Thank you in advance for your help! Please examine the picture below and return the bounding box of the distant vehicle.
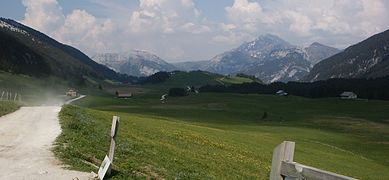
[276,90,288,96]
[66,88,78,97]
[340,91,357,99]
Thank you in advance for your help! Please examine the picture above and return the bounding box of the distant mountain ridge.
[0,17,135,83]
[203,34,340,83]
[305,29,389,81]
[92,50,176,77]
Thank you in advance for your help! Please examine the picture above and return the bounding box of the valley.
[1,3,389,179]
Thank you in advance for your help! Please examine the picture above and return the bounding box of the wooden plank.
[107,116,120,177]
[281,161,358,180]
[111,116,119,138]
[98,155,111,180]
[109,116,120,161]
[269,141,295,180]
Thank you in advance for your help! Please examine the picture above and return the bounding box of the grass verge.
[0,101,20,116]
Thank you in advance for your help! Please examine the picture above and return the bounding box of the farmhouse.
[117,93,132,99]
[276,90,288,96]
[66,88,77,97]
[116,91,132,99]
[340,91,357,99]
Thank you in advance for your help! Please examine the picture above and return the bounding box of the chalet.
[116,92,132,99]
[340,91,357,99]
[276,90,288,96]
[66,88,77,97]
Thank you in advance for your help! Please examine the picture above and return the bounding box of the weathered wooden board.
[107,116,120,176]
[270,141,358,180]
[281,161,358,180]
[269,141,295,180]
[98,155,111,180]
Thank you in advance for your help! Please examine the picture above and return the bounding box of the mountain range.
[94,34,340,83]
[1,16,388,85]
[204,34,340,83]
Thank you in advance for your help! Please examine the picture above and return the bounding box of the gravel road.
[0,102,90,179]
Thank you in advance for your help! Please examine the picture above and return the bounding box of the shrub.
[169,88,188,97]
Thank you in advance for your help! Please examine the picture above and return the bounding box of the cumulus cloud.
[21,0,64,33]
[52,10,116,53]
[128,0,206,34]
[19,0,389,61]
[221,0,389,48]
[21,0,117,55]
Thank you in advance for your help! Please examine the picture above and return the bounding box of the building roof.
[117,93,132,97]
[340,91,356,96]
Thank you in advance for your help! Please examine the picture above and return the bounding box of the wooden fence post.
[107,116,120,176]
[270,141,295,180]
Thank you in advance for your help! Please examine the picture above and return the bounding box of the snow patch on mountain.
[0,20,28,35]
[205,34,339,83]
[140,66,159,76]
[92,50,177,77]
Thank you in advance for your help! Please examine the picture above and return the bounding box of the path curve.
[0,97,90,179]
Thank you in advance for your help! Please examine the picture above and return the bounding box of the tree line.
[199,76,389,100]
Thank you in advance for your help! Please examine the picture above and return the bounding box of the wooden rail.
[270,141,358,180]
[97,116,120,180]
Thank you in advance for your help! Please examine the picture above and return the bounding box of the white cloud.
[222,0,389,48]
[18,0,389,61]
[21,0,117,55]
[225,0,263,32]
[21,0,64,33]
[284,10,313,36]
[128,0,206,34]
[52,10,116,53]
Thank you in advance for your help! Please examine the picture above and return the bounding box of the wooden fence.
[97,116,120,180]
[270,141,358,180]
[0,91,21,101]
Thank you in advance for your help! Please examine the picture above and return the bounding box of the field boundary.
[270,141,358,180]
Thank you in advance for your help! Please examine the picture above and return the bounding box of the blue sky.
[1,0,389,62]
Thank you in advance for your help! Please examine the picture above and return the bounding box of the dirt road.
[0,105,90,179]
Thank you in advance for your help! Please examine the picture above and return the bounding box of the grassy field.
[0,101,20,117]
[54,92,389,179]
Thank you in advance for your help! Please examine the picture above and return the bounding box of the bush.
[169,88,188,97]
[140,71,170,84]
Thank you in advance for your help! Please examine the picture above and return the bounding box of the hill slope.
[305,29,389,81]
[0,18,135,83]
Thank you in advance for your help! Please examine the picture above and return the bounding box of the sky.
[1,0,389,62]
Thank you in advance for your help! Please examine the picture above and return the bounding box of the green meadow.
[54,90,389,179]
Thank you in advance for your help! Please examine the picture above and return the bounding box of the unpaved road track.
[0,106,90,180]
